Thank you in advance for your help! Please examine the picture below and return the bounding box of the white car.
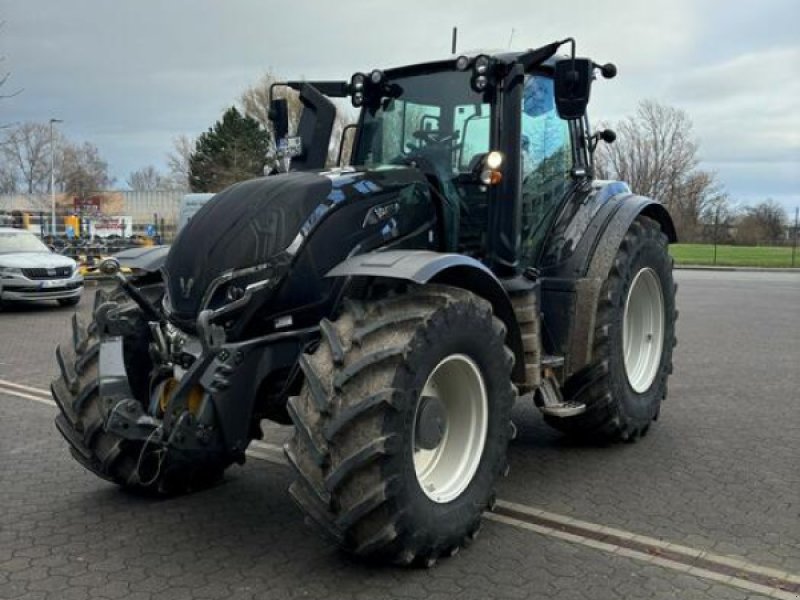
[0,228,83,307]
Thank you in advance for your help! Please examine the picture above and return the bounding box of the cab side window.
[519,76,572,266]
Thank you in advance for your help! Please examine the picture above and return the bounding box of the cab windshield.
[352,70,491,178]
[351,69,492,252]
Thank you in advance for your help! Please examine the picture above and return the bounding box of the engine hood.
[165,172,331,319]
[164,167,428,321]
[0,252,76,269]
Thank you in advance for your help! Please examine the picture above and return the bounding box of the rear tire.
[545,216,677,442]
[286,285,516,565]
[52,289,231,494]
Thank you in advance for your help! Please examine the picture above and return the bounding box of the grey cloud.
[1,0,797,211]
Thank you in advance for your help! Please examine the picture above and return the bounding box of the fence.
[0,190,186,242]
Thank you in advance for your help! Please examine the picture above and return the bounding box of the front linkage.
[55,277,315,493]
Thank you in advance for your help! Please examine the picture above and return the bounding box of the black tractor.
[52,40,677,566]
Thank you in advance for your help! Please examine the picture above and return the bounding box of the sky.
[1,0,798,213]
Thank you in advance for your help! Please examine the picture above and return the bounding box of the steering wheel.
[412,129,455,146]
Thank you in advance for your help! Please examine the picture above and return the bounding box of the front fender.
[326,250,526,384]
[115,245,170,273]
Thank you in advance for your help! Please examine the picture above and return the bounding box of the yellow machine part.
[64,215,80,234]
[158,378,204,416]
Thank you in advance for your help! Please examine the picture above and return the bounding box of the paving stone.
[0,267,796,600]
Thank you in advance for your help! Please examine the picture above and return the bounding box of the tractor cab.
[272,42,614,276]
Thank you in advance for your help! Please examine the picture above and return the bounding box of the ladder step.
[540,401,586,418]
[541,355,564,368]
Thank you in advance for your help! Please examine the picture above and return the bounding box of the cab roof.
[382,47,565,79]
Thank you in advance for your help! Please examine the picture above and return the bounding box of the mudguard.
[539,191,676,378]
[115,245,170,273]
[326,250,526,383]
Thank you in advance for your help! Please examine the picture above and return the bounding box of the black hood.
[165,172,331,319]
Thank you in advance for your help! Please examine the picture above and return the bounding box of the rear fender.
[541,194,676,378]
[326,251,526,383]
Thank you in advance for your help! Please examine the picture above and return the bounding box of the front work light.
[456,55,471,71]
[370,69,384,84]
[351,72,365,91]
[474,55,491,75]
[486,151,503,170]
[473,75,488,91]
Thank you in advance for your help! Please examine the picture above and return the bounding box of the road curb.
[675,265,800,273]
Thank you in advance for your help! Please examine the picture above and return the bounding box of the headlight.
[0,266,22,277]
[486,151,503,170]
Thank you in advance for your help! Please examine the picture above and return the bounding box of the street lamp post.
[49,118,63,236]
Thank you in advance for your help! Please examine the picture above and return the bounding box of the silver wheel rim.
[412,354,488,504]
[623,267,665,393]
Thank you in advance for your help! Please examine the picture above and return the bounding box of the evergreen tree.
[189,107,271,192]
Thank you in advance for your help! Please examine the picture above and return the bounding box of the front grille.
[14,282,81,293]
[22,266,73,280]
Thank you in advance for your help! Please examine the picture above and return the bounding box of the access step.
[535,371,586,418]
[541,354,564,368]
[539,401,587,418]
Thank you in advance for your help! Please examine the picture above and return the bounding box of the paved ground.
[0,271,798,599]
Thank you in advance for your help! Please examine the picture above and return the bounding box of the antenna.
[508,28,515,48]
[451,27,458,54]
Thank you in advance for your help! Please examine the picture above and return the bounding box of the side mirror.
[292,83,336,170]
[268,98,289,141]
[554,58,593,120]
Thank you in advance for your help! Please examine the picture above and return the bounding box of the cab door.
[517,75,574,268]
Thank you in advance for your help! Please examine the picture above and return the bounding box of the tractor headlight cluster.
[350,72,366,107]
[479,151,504,186]
[469,54,494,93]
[350,70,385,108]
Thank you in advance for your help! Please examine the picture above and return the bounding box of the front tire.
[52,289,231,494]
[286,285,516,565]
[545,216,677,442]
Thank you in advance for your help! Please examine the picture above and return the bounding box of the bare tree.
[58,141,113,198]
[0,22,23,103]
[736,199,787,245]
[1,122,62,193]
[240,72,303,141]
[595,100,724,241]
[165,135,193,191]
[0,161,17,193]
[127,165,171,191]
[239,72,355,168]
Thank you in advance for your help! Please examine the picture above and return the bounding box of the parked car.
[0,228,83,308]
